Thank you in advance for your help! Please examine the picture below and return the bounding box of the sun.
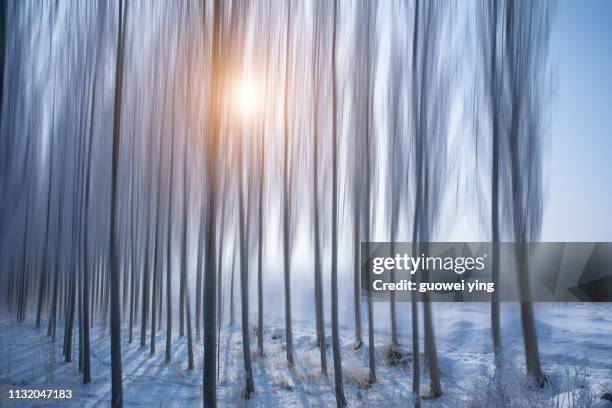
[233,77,260,119]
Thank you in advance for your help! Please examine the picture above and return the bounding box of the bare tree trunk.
[150,70,167,356]
[238,131,254,396]
[256,13,271,355]
[363,2,376,382]
[478,0,503,367]
[48,160,65,342]
[128,124,138,344]
[256,128,264,356]
[410,2,421,405]
[229,255,235,326]
[82,72,96,384]
[282,0,294,367]
[195,201,204,339]
[150,145,162,355]
[504,0,551,386]
[165,85,176,364]
[109,0,127,405]
[140,204,151,348]
[65,267,76,362]
[36,90,55,328]
[0,0,6,132]
[216,178,228,375]
[331,1,346,405]
[517,247,544,383]
[312,95,327,376]
[311,0,327,375]
[413,0,443,398]
[181,117,194,369]
[353,192,362,350]
[203,0,222,404]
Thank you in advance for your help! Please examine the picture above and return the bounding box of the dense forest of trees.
[0,0,555,407]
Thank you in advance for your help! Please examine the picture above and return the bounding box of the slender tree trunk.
[65,258,77,362]
[416,1,442,398]
[140,202,150,348]
[389,239,398,347]
[352,197,362,350]
[312,85,327,376]
[82,73,96,384]
[256,22,270,354]
[238,132,254,396]
[150,73,167,356]
[517,247,544,384]
[48,170,65,341]
[128,127,137,344]
[203,0,222,404]
[179,275,185,337]
[0,0,6,132]
[488,0,502,368]
[364,4,376,382]
[311,1,327,375]
[36,91,56,328]
[229,256,235,326]
[282,0,294,367]
[491,120,501,366]
[181,126,194,369]
[195,201,204,339]
[109,0,127,405]
[150,173,161,355]
[411,2,421,405]
[78,270,83,372]
[505,0,547,385]
[331,1,346,405]
[216,173,228,382]
[165,91,176,364]
[256,130,265,355]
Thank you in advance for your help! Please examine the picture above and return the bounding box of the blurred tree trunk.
[311,0,327,376]
[410,1,421,405]
[229,254,235,326]
[128,120,138,344]
[352,191,362,350]
[109,0,127,405]
[150,68,168,356]
[256,1,272,358]
[82,69,97,384]
[238,130,254,396]
[412,0,446,398]
[165,73,177,364]
[362,0,376,383]
[48,140,66,342]
[216,159,228,381]
[477,0,503,367]
[282,0,294,366]
[195,194,204,340]
[36,92,55,329]
[140,153,151,348]
[505,0,551,386]
[203,0,222,404]
[256,108,265,357]
[331,1,347,405]
[0,0,6,131]
[181,130,194,369]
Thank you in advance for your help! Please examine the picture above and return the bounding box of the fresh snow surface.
[0,303,611,407]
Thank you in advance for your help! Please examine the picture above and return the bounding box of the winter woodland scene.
[0,0,611,406]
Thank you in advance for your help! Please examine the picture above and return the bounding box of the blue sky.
[542,0,612,241]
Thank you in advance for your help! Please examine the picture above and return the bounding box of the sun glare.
[234,78,259,118]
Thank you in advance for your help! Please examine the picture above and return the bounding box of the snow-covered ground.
[0,303,611,407]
